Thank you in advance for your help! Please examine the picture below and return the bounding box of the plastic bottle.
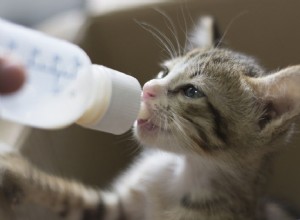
[0,18,142,135]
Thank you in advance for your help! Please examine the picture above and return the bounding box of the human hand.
[0,57,25,94]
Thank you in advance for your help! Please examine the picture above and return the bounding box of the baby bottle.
[0,18,142,135]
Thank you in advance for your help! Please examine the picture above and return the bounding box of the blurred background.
[1,0,300,219]
[0,0,84,26]
[0,0,167,26]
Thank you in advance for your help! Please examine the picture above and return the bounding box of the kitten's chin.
[134,102,177,151]
[133,120,170,147]
[133,121,184,153]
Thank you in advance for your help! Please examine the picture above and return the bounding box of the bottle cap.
[79,65,141,135]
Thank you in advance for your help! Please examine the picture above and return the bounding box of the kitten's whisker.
[123,129,143,156]
[154,8,182,57]
[171,112,196,149]
[171,112,204,152]
[198,12,249,76]
[115,131,135,144]
[169,117,185,148]
[135,20,177,59]
[215,11,248,49]
[192,11,248,78]
[114,132,142,156]
[179,2,193,53]
[150,110,164,143]
[126,141,142,157]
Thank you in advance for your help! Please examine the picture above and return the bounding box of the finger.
[0,58,26,94]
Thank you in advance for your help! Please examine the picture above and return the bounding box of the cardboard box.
[22,1,300,217]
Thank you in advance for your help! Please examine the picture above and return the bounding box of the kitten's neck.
[174,153,267,204]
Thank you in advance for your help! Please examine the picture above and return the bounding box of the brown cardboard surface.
[23,0,300,211]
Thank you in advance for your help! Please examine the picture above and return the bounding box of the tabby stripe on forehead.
[185,51,209,66]
[189,57,231,79]
[206,101,227,144]
[190,62,206,78]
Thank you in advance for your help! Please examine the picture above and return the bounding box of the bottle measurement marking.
[1,39,82,93]
[8,40,17,50]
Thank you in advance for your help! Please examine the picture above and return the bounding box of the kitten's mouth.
[137,119,159,131]
[136,102,161,132]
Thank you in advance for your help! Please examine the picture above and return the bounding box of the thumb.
[0,57,26,94]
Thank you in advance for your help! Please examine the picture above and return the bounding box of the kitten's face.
[133,16,300,157]
[134,48,267,155]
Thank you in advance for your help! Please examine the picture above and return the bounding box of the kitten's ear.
[186,16,220,51]
[250,65,300,133]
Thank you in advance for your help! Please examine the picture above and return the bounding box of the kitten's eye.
[157,66,169,78]
[182,85,205,99]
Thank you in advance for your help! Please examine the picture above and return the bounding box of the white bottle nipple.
[78,65,141,135]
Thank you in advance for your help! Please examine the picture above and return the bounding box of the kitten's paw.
[0,153,28,206]
[1,173,24,206]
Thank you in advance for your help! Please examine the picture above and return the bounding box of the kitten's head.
[134,17,300,156]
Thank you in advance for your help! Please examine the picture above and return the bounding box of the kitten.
[0,16,299,220]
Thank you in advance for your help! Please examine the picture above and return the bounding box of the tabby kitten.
[0,17,299,220]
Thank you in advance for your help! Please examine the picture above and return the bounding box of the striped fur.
[0,17,299,220]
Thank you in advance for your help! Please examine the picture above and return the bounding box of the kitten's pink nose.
[142,80,163,100]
